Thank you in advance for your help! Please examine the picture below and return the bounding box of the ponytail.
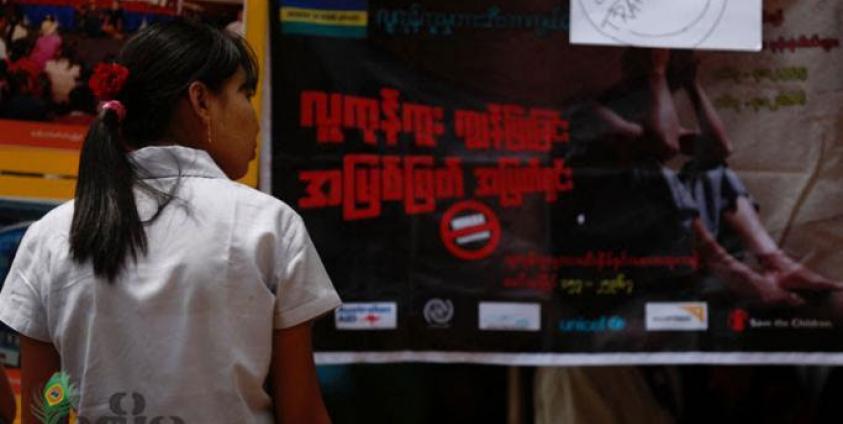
[70,107,146,282]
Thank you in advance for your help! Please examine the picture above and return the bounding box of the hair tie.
[99,100,127,122]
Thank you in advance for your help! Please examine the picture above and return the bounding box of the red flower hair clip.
[89,63,130,100]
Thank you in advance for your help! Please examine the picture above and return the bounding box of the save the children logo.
[34,371,184,424]
[729,308,750,333]
[727,309,833,333]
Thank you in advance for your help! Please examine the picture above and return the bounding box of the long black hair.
[71,20,258,281]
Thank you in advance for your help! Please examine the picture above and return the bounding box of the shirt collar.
[129,145,227,180]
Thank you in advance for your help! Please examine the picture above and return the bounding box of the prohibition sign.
[440,200,501,261]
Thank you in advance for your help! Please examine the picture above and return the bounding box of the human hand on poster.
[694,219,803,307]
[760,250,843,294]
[750,278,806,308]
[698,232,842,308]
[710,254,805,307]
[718,198,843,305]
[663,50,736,161]
[598,48,716,160]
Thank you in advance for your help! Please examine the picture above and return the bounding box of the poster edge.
[315,351,843,366]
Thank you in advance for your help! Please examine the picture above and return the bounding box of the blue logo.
[558,316,626,333]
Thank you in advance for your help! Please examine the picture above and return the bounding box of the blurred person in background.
[44,44,81,105]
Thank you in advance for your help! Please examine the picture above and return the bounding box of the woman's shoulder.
[6,200,74,268]
[25,200,75,242]
[227,181,297,214]
[223,182,306,231]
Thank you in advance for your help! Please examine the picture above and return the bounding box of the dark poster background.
[271,0,843,361]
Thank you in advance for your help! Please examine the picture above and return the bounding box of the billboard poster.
[278,0,841,363]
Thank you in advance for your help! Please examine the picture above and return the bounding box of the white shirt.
[0,146,341,422]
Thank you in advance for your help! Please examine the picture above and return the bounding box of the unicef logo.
[607,316,626,331]
[423,298,454,327]
[558,315,627,332]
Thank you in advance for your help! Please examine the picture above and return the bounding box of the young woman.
[0,20,340,423]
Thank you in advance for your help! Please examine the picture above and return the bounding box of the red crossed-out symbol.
[440,200,501,261]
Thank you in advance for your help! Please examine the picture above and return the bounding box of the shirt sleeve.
[273,213,342,329]
[0,222,51,342]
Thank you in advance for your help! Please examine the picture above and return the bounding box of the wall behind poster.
[271,0,843,363]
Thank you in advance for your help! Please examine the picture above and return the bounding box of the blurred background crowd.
[0,0,243,124]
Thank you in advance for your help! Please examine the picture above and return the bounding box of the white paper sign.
[570,0,762,51]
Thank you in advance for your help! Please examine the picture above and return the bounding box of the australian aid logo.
[335,302,398,330]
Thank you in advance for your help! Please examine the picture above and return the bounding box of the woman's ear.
[187,81,212,125]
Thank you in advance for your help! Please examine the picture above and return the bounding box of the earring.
[206,118,213,145]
